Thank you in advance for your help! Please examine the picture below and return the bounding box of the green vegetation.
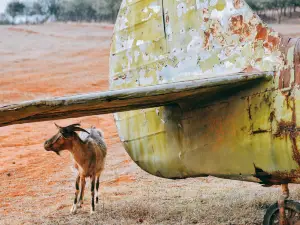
[247,0,300,23]
[6,1,25,19]
[2,0,300,24]
[4,0,122,23]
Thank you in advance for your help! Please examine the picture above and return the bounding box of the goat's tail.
[91,126,104,138]
[98,130,104,138]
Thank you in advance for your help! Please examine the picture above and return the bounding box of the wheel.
[263,200,300,225]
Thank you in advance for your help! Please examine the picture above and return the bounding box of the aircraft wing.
[0,71,271,127]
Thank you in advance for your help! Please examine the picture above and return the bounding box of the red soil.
[0,23,135,223]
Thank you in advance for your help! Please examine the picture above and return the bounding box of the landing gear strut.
[263,184,300,225]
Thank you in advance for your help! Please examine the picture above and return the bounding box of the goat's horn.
[72,127,90,134]
[67,123,81,128]
[54,123,61,129]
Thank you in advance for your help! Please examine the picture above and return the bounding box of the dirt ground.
[1,23,300,225]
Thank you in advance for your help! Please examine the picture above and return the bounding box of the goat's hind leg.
[96,175,100,204]
[70,175,80,214]
[90,176,96,215]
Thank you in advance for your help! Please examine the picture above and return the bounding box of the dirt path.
[1,23,300,225]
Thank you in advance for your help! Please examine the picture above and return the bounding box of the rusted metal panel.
[110,0,300,184]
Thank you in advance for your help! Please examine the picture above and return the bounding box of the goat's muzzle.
[44,140,60,155]
[44,140,52,151]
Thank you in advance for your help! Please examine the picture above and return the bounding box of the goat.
[44,123,107,214]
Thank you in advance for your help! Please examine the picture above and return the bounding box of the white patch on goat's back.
[79,131,89,142]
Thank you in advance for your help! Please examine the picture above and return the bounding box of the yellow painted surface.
[110,0,300,183]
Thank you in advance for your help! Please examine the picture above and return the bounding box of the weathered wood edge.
[0,72,273,127]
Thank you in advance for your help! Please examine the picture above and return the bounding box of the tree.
[71,0,97,21]
[57,0,96,21]
[247,0,262,11]
[6,1,25,19]
[245,0,300,23]
[31,2,44,15]
[94,0,122,22]
[39,0,60,16]
[48,0,60,16]
[289,0,300,12]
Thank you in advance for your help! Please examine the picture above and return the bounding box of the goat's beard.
[50,148,61,156]
[44,147,61,156]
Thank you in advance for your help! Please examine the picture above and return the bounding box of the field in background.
[1,23,300,225]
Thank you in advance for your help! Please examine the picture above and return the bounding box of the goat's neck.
[69,136,89,167]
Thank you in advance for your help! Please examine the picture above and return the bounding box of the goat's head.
[44,123,90,155]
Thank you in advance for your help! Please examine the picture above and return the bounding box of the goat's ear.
[72,127,90,134]
[54,123,61,129]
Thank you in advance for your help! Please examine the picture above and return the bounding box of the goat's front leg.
[78,176,86,208]
[70,175,80,214]
[90,176,96,215]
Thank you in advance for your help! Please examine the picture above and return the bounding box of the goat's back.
[79,127,107,155]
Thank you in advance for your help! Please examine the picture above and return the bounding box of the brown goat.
[44,123,107,214]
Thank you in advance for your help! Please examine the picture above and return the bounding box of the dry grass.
[1,23,300,225]
[2,141,300,225]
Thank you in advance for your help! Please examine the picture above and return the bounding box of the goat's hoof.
[70,204,77,214]
[90,209,95,215]
[77,203,82,208]
[96,197,99,204]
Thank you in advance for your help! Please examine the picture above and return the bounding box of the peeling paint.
[109,0,300,183]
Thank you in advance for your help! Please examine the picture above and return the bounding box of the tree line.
[3,0,300,24]
[246,0,300,23]
[4,0,122,23]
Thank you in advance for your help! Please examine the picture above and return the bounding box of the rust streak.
[233,0,243,9]
[230,15,244,35]
[269,111,275,123]
[254,164,290,185]
[255,24,268,41]
[229,15,251,42]
[279,69,291,89]
[203,31,210,49]
[246,97,252,120]
[274,122,300,167]
[252,129,268,135]
[295,38,300,84]
[263,35,280,51]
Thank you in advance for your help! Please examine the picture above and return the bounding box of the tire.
[263,200,300,225]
